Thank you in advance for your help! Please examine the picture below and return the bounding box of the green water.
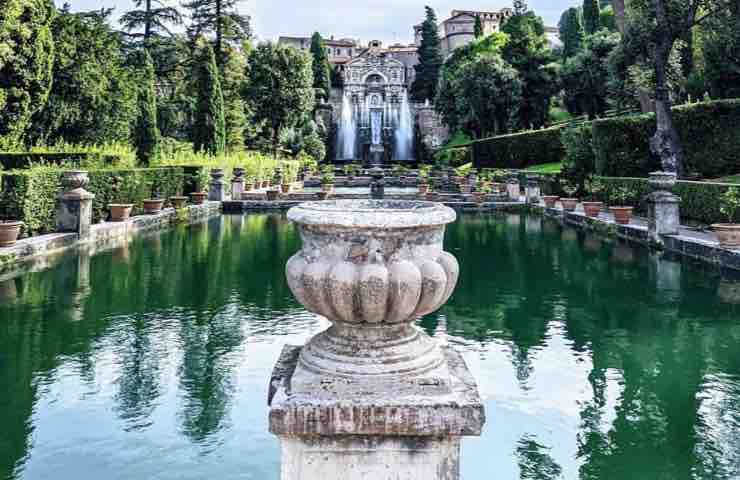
[1,213,739,480]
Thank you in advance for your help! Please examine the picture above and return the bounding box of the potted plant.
[170,196,188,209]
[560,182,579,212]
[320,165,335,192]
[418,165,432,195]
[542,195,560,208]
[266,189,280,201]
[316,190,332,200]
[143,197,165,214]
[472,183,492,204]
[108,203,134,222]
[190,191,207,205]
[582,177,604,218]
[713,186,740,248]
[244,175,255,192]
[609,185,635,225]
[0,220,23,247]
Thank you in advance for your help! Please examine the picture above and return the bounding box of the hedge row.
[472,127,564,170]
[0,152,133,170]
[0,167,189,235]
[591,99,740,178]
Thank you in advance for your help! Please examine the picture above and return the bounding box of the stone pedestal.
[370,167,385,199]
[270,200,484,480]
[209,168,228,201]
[56,171,95,238]
[507,177,521,202]
[525,174,540,204]
[647,171,680,245]
[232,168,245,200]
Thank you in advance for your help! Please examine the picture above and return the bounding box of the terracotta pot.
[583,202,604,218]
[190,192,207,205]
[266,189,280,201]
[472,193,487,204]
[425,192,438,202]
[244,182,254,192]
[170,196,188,209]
[610,206,633,225]
[543,196,559,208]
[262,180,269,189]
[143,199,165,215]
[459,184,472,194]
[316,191,331,201]
[0,221,23,247]
[561,198,579,212]
[712,224,740,248]
[281,183,291,194]
[109,204,134,222]
[321,183,334,193]
[418,184,430,195]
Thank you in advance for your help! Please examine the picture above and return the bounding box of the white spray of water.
[336,94,356,160]
[394,92,414,161]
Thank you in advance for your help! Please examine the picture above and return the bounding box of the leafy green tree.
[192,42,226,155]
[703,2,740,99]
[502,12,561,130]
[583,0,601,34]
[474,15,484,38]
[133,50,160,165]
[600,5,618,32]
[221,45,248,151]
[182,0,250,67]
[121,0,182,47]
[559,8,585,59]
[0,0,55,149]
[411,6,443,102]
[30,7,138,146]
[309,32,331,101]
[244,42,314,157]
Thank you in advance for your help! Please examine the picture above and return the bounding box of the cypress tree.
[411,6,443,102]
[222,46,248,151]
[134,50,160,165]
[309,32,331,101]
[474,15,484,38]
[583,0,601,35]
[559,7,585,59]
[192,42,226,155]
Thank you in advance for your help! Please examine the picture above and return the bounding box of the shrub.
[592,99,740,178]
[561,125,595,192]
[472,126,565,170]
[0,143,137,170]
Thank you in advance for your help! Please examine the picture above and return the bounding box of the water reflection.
[0,213,739,480]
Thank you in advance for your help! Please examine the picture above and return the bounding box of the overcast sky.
[60,0,578,45]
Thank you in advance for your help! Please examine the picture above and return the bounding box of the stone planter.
[142,199,165,215]
[583,201,603,218]
[170,196,188,209]
[561,198,579,212]
[543,196,559,208]
[272,200,483,479]
[190,192,207,205]
[712,224,740,248]
[321,183,334,193]
[281,183,291,194]
[316,191,331,201]
[108,204,134,222]
[0,221,23,247]
[610,206,634,225]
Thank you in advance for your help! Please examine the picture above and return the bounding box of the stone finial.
[209,168,227,201]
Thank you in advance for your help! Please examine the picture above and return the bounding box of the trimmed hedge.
[592,99,740,178]
[0,167,186,235]
[472,127,565,170]
[0,152,133,170]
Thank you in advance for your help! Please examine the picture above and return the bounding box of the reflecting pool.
[1,213,739,480]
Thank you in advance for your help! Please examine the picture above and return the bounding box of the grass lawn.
[711,174,740,184]
[524,162,562,174]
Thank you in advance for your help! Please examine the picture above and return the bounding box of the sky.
[60,0,578,45]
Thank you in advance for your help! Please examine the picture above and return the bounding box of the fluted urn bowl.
[286,200,459,380]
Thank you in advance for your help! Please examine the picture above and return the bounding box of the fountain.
[394,92,414,161]
[336,94,356,161]
[269,200,484,480]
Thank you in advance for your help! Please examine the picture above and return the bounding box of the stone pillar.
[270,200,484,480]
[56,170,95,238]
[647,171,680,245]
[231,167,245,201]
[370,166,385,199]
[507,176,521,202]
[208,168,227,201]
[525,174,541,204]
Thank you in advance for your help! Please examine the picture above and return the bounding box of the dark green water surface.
[1,213,739,480]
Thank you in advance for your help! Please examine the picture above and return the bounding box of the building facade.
[414,8,515,57]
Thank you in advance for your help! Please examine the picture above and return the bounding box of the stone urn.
[712,224,740,249]
[270,200,484,480]
[61,170,90,191]
[0,221,23,247]
[170,196,188,209]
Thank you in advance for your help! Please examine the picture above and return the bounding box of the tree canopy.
[411,6,443,102]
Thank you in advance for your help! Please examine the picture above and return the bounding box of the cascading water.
[336,94,356,160]
[394,92,414,161]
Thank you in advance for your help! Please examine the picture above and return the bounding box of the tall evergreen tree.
[583,0,601,34]
[221,45,247,151]
[121,0,182,47]
[474,15,484,38]
[559,7,585,59]
[134,50,160,165]
[192,42,226,155]
[181,0,250,67]
[0,0,55,149]
[411,6,443,102]
[309,32,331,101]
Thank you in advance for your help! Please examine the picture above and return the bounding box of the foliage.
[561,124,595,192]
[221,46,248,152]
[472,127,565,170]
[309,33,331,101]
[280,118,326,162]
[411,6,443,102]
[0,0,55,149]
[182,0,250,67]
[719,187,740,223]
[192,42,226,155]
[121,0,182,46]
[702,3,740,99]
[474,15,484,38]
[133,50,161,165]
[433,131,473,167]
[583,0,601,35]
[559,7,585,59]
[320,164,335,184]
[524,162,563,174]
[244,42,315,157]
[0,143,137,169]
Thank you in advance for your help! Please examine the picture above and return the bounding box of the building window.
[336,48,341,55]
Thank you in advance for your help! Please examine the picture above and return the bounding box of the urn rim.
[287,200,456,229]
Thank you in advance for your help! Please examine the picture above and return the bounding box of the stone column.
[647,171,680,245]
[270,200,484,480]
[370,166,385,199]
[507,176,521,202]
[56,170,95,238]
[231,167,245,200]
[525,174,541,204]
[208,168,227,201]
